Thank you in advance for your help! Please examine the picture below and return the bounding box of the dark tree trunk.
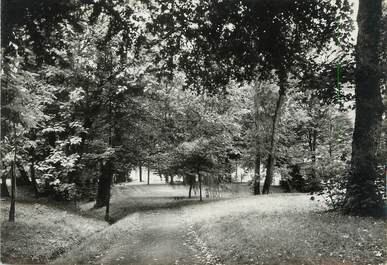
[328,122,333,158]
[253,83,262,195]
[198,171,202,201]
[147,165,150,185]
[170,175,174,185]
[235,162,239,182]
[262,72,287,194]
[286,180,293,193]
[104,161,113,222]
[139,165,143,182]
[1,172,9,197]
[95,161,112,208]
[9,163,16,222]
[253,152,261,195]
[344,0,384,216]
[188,183,193,198]
[165,174,169,183]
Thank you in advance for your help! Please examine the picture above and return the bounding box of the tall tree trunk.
[103,94,115,222]
[198,172,202,201]
[262,72,287,194]
[170,175,174,185]
[188,183,193,198]
[9,123,17,222]
[253,82,262,195]
[104,160,113,222]
[328,121,333,158]
[253,152,261,195]
[147,164,150,185]
[235,162,239,182]
[9,163,16,222]
[286,179,293,193]
[139,165,142,182]
[95,161,111,208]
[158,168,163,181]
[344,0,384,216]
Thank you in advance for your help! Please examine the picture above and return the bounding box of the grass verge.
[194,206,386,265]
[1,199,108,264]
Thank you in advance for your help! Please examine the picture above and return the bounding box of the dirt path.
[99,209,202,265]
[54,206,225,265]
[54,195,321,265]
[6,191,384,265]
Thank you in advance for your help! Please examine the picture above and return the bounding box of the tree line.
[1,0,385,221]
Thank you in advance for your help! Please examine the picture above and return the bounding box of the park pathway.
[54,205,224,265]
[54,194,319,265]
[97,208,222,265]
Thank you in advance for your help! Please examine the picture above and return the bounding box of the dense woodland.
[1,0,385,224]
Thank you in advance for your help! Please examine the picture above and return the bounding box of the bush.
[302,159,384,210]
[316,159,348,209]
[50,180,77,201]
[279,180,291,192]
[278,165,305,192]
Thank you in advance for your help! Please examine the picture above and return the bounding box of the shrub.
[50,180,77,201]
[278,165,305,192]
[316,159,348,209]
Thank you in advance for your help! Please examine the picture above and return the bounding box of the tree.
[343,0,384,216]
[1,0,95,221]
[175,139,217,201]
[239,80,277,195]
[152,0,350,194]
[261,73,288,194]
[1,53,56,221]
[276,88,353,194]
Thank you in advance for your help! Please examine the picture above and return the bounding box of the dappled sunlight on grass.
[1,188,384,265]
[193,199,385,265]
[0,200,107,264]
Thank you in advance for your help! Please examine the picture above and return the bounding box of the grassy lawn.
[77,183,283,222]
[193,200,386,265]
[1,185,385,265]
[0,199,107,264]
[78,183,210,222]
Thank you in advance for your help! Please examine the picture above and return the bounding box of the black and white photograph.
[0,0,386,264]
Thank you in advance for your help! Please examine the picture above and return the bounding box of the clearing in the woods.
[1,184,385,265]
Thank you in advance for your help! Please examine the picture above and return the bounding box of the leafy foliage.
[3,0,379,219]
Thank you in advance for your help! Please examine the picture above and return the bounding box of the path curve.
[54,195,320,265]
